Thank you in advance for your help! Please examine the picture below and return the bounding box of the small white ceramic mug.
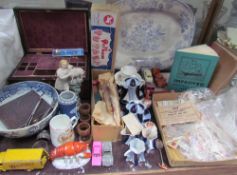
[49,114,78,147]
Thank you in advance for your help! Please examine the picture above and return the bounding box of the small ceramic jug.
[58,90,78,119]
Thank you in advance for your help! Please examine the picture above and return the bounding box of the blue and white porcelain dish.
[115,0,196,69]
[0,81,58,138]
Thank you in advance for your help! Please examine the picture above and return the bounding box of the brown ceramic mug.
[76,121,91,137]
[79,103,91,116]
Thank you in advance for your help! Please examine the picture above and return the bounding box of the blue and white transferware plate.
[0,81,58,138]
[115,0,195,69]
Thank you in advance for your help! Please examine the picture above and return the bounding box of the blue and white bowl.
[0,81,58,138]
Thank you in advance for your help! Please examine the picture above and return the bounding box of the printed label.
[91,10,117,69]
[157,101,200,126]
[92,29,112,67]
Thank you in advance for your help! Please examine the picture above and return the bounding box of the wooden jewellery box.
[8,8,91,100]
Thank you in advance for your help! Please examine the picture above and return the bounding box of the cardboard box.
[152,92,237,167]
[209,42,237,94]
[91,4,119,70]
[8,8,91,100]
[91,70,123,141]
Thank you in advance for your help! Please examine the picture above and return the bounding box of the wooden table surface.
[1,135,237,175]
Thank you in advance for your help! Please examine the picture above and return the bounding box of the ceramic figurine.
[69,67,85,96]
[123,77,145,101]
[124,138,146,166]
[55,60,73,91]
[125,100,151,123]
[55,59,85,95]
[115,65,145,103]
[115,65,139,86]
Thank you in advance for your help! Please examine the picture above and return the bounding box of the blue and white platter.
[115,0,196,69]
[0,81,58,138]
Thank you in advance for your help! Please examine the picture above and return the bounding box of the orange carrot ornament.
[50,141,91,160]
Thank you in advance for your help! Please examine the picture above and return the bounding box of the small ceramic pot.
[79,103,91,116]
[76,121,91,137]
[58,90,78,119]
[79,114,91,123]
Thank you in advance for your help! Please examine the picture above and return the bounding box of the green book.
[168,45,219,92]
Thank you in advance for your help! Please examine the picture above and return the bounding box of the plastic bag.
[178,88,215,104]
[166,119,237,161]
[213,86,237,141]
[165,87,237,161]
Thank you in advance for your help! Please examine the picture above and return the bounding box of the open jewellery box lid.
[14,8,90,54]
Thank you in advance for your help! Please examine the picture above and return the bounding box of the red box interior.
[12,54,87,79]
[17,9,88,52]
[9,9,90,83]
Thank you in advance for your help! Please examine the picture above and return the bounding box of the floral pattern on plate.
[115,0,195,69]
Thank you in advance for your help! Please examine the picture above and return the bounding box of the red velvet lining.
[18,10,88,52]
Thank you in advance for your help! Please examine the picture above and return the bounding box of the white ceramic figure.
[142,121,158,153]
[70,68,85,85]
[55,60,73,91]
[115,65,142,86]
[115,65,145,102]
[69,67,85,95]
[125,100,151,123]
[55,60,85,95]
[124,138,146,165]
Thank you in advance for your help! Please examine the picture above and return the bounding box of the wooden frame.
[198,0,225,44]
